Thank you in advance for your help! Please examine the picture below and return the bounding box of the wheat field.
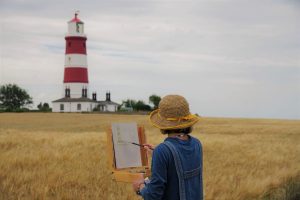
[0,113,299,200]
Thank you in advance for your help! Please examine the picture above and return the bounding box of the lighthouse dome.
[68,14,83,23]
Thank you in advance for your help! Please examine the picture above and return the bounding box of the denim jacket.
[140,135,203,200]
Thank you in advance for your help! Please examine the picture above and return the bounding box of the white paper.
[112,123,142,169]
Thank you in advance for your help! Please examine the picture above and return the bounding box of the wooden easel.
[106,125,151,182]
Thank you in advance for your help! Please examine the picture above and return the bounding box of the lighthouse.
[64,12,89,98]
[52,13,119,112]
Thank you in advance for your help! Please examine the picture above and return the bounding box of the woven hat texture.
[149,95,199,130]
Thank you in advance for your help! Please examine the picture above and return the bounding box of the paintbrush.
[118,139,154,150]
[131,142,154,150]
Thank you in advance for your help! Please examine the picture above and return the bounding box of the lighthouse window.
[77,104,81,111]
[60,104,64,111]
[76,23,80,33]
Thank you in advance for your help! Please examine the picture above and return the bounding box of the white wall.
[52,102,118,112]
[52,102,97,112]
[106,104,118,112]
[52,103,61,112]
[65,54,87,67]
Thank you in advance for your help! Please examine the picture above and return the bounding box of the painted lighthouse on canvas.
[52,12,119,112]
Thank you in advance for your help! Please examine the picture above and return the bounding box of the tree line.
[120,94,161,112]
[0,84,50,112]
[0,84,161,112]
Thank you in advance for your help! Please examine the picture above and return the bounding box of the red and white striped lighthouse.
[52,13,120,112]
[64,12,89,98]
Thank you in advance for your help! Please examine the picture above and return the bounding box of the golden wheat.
[0,113,299,200]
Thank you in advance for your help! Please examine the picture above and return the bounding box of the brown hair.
[160,127,193,135]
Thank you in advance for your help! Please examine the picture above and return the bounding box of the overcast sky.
[0,0,299,119]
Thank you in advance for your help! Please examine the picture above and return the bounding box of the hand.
[143,143,155,152]
[132,178,145,192]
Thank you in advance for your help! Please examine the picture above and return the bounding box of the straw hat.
[149,95,200,130]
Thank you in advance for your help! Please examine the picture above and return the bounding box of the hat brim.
[149,109,200,130]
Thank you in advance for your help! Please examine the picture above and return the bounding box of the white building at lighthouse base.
[52,97,97,112]
[52,93,119,113]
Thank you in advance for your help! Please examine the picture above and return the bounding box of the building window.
[60,104,64,111]
[77,104,81,111]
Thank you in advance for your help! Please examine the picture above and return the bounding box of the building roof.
[52,98,120,106]
[52,97,96,103]
[97,100,120,106]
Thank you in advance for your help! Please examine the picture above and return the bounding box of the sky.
[0,0,299,119]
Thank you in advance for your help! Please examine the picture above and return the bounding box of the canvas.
[111,123,142,169]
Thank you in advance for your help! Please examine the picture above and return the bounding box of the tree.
[120,99,152,111]
[135,100,151,111]
[122,99,136,109]
[37,102,42,110]
[37,102,51,112]
[0,84,33,111]
[149,94,161,109]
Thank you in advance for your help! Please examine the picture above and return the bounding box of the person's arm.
[139,145,168,200]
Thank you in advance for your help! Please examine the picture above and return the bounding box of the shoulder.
[190,135,202,145]
[152,142,172,161]
[153,142,171,155]
[189,136,203,152]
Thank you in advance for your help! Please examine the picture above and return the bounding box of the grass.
[0,113,299,200]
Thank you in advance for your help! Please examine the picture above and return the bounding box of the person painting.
[132,95,203,200]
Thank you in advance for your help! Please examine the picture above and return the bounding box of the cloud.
[0,0,299,119]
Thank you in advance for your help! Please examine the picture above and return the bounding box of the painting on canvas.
[111,123,142,169]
